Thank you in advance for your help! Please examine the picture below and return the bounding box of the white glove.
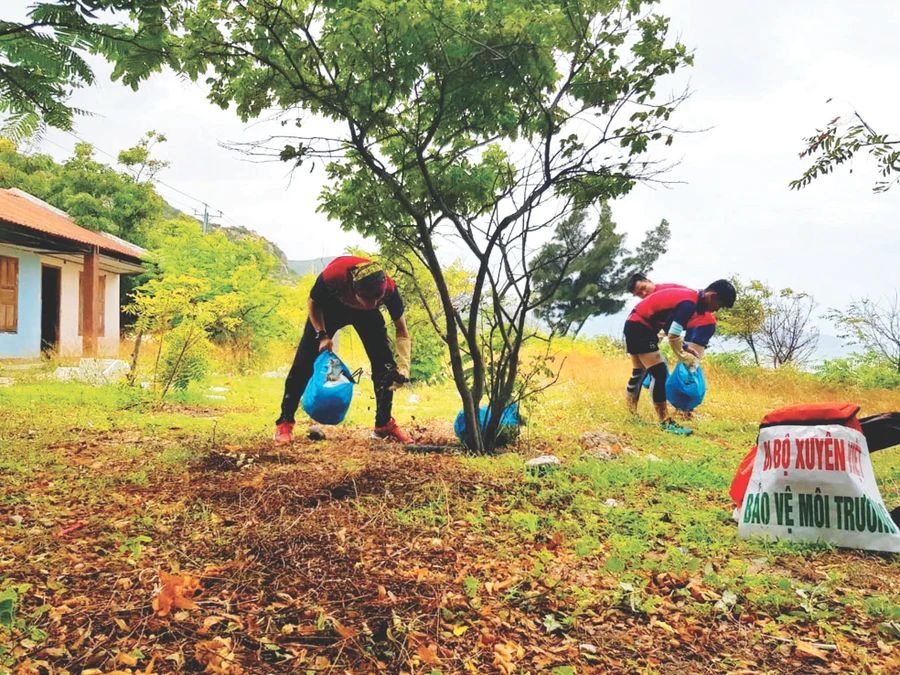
[390,335,411,391]
[668,335,698,369]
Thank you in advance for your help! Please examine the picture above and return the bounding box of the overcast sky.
[16,0,900,336]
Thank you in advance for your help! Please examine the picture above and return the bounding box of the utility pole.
[193,203,221,233]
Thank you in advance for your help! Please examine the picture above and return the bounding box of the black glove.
[384,366,410,389]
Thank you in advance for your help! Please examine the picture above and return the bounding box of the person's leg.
[352,310,399,429]
[640,356,669,423]
[626,354,647,414]
[276,304,350,427]
[276,319,319,426]
[638,352,692,435]
[624,321,659,415]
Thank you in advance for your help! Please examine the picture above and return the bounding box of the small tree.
[140,217,295,372]
[791,108,900,193]
[718,280,819,368]
[126,275,216,397]
[118,130,170,182]
[531,203,670,337]
[829,293,900,373]
[759,288,820,368]
[104,0,694,451]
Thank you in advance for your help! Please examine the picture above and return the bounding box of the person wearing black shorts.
[623,280,736,434]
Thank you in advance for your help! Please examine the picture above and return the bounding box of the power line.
[56,128,246,230]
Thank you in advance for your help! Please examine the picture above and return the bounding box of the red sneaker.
[273,422,295,445]
[372,418,412,444]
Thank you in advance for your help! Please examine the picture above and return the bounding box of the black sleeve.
[309,274,329,304]
[384,287,405,322]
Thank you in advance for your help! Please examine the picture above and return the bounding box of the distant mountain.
[161,202,182,221]
[209,222,289,265]
[288,257,336,277]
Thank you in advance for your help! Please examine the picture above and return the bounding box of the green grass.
[2,346,900,672]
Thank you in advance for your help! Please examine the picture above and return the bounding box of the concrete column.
[82,245,100,357]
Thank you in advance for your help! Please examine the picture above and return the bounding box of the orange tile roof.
[0,188,145,261]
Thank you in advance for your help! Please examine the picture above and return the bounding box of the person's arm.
[667,300,700,365]
[308,275,334,352]
[307,297,333,353]
[392,315,411,389]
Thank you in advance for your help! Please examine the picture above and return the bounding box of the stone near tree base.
[525,455,561,477]
[308,426,327,441]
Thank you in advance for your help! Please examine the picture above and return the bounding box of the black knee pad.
[626,367,645,399]
[647,362,668,404]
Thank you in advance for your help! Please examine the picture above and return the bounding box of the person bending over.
[623,280,736,433]
[274,256,412,445]
[626,273,718,359]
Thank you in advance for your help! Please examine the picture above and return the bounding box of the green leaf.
[542,613,563,633]
[0,589,18,628]
[605,557,626,573]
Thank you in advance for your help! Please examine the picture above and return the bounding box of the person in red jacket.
[623,280,736,433]
[626,273,718,358]
[273,256,412,445]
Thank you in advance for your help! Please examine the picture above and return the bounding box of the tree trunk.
[748,336,760,367]
[127,330,144,386]
[414,224,485,453]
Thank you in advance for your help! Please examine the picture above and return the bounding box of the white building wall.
[58,260,80,356]
[48,256,121,358]
[100,273,120,357]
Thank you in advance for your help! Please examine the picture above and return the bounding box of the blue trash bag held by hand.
[454,403,521,449]
[666,362,706,412]
[302,351,356,425]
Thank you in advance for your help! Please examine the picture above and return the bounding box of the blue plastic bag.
[454,403,521,449]
[666,362,706,412]
[301,351,356,425]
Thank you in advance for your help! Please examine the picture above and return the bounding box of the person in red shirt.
[273,256,412,445]
[626,273,717,357]
[623,280,736,433]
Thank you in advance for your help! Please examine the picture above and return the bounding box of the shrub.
[816,352,900,390]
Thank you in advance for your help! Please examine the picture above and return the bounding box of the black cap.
[705,279,737,308]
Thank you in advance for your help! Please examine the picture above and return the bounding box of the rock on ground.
[579,431,636,460]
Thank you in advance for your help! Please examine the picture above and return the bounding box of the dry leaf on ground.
[795,639,828,661]
[153,570,201,617]
[195,636,243,674]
